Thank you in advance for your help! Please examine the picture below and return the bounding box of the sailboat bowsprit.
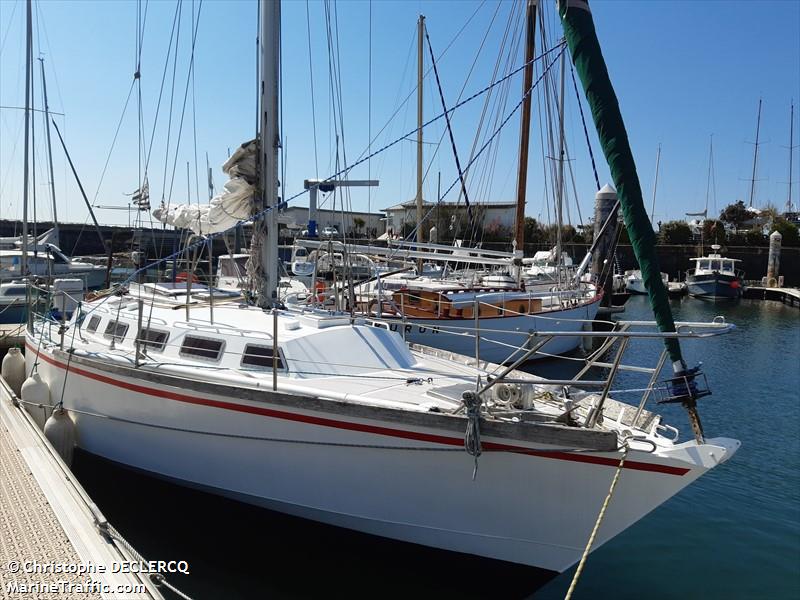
[20,0,740,581]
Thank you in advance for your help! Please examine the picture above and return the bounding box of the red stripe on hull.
[26,341,690,476]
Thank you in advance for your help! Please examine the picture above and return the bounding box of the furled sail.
[153,140,257,236]
[558,0,683,368]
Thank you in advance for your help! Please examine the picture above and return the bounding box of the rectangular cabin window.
[103,320,129,342]
[180,336,224,361]
[710,260,721,271]
[86,315,101,333]
[723,261,734,272]
[4,286,26,296]
[699,260,710,270]
[137,328,169,352]
[241,344,284,370]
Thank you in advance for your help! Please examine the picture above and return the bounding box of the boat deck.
[0,376,163,599]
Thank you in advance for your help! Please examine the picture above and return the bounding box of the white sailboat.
[21,0,739,581]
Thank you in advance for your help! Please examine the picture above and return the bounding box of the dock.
[0,376,166,599]
[743,286,800,308]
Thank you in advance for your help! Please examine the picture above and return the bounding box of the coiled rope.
[461,391,483,480]
[564,441,630,600]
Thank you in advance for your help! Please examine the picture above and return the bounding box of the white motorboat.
[0,246,106,289]
[624,269,668,295]
[522,248,574,284]
[686,246,744,299]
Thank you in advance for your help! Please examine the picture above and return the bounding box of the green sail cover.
[559,0,682,365]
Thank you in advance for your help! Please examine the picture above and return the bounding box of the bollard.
[766,230,782,288]
[591,185,617,301]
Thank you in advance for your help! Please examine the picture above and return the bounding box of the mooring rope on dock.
[564,442,630,600]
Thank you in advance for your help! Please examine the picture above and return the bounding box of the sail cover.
[558,0,683,366]
[153,140,257,236]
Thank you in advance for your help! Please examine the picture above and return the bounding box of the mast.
[21,0,32,273]
[416,15,425,245]
[788,100,795,212]
[748,97,762,207]
[514,0,538,251]
[39,58,59,245]
[650,144,661,223]
[256,0,281,306]
[555,48,566,288]
[558,0,683,372]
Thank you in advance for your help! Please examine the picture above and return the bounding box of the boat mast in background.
[787,100,796,212]
[416,15,426,247]
[514,0,538,254]
[555,48,566,289]
[255,0,281,306]
[22,0,32,274]
[748,97,763,207]
[39,58,60,246]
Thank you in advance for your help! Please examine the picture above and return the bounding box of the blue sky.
[1,0,798,230]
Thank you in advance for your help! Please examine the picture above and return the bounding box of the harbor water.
[69,296,799,599]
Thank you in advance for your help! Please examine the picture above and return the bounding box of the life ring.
[175,272,199,284]
[312,281,326,304]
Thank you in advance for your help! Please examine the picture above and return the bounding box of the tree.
[772,217,800,247]
[745,228,765,246]
[759,203,780,230]
[659,220,692,244]
[352,217,365,237]
[719,201,750,231]
[701,219,726,244]
[523,217,545,245]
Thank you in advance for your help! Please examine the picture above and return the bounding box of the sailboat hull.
[24,338,735,574]
[367,294,601,364]
[686,274,743,299]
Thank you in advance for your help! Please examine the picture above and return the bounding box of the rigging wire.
[143,0,182,177]
[160,0,184,208]
[354,0,489,172]
[79,42,567,306]
[191,0,200,210]
[424,28,473,226]
[570,62,600,191]
[424,0,506,210]
[164,0,204,214]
